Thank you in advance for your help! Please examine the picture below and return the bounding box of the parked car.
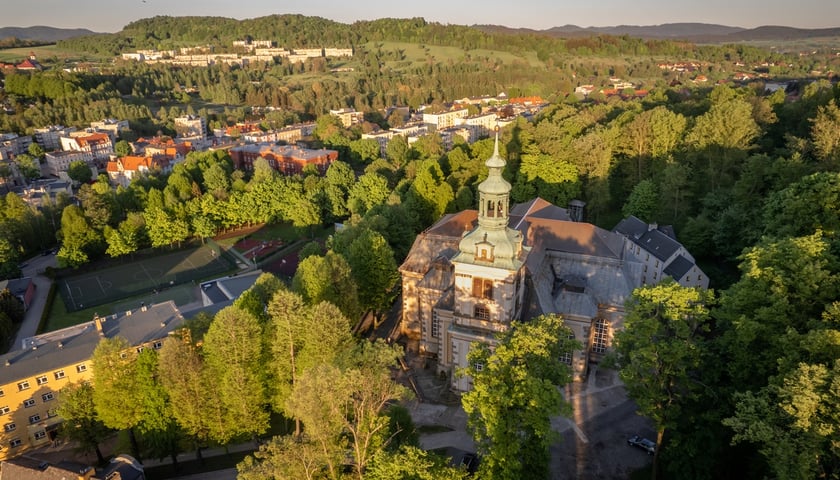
[628,435,656,455]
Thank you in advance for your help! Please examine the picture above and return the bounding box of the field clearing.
[366,41,542,66]
[0,44,103,63]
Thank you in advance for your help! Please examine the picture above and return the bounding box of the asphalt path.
[550,398,655,479]
[12,252,58,350]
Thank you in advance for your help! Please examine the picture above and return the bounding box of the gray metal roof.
[0,302,184,386]
[613,216,683,261]
[612,215,648,239]
[637,229,681,262]
[664,255,695,280]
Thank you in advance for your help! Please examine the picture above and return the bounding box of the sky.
[4,0,840,33]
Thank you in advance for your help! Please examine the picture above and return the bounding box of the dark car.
[628,435,656,455]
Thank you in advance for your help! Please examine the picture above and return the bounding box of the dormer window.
[474,235,495,262]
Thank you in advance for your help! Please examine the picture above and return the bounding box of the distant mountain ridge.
[5,20,840,46]
[475,22,840,42]
[0,26,98,43]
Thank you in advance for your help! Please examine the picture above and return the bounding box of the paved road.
[12,252,57,350]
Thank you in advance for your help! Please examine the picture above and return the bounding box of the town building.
[90,119,130,141]
[0,278,35,312]
[329,108,365,128]
[59,133,113,167]
[399,133,706,391]
[19,179,73,209]
[0,302,185,458]
[423,108,469,130]
[33,126,76,152]
[44,150,94,178]
[240,123,315,145]
[0,133,32,160]
[229,144,338,175]
[105,156,162,188]
[174,115,207,140]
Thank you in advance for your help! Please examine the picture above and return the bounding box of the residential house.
[105,156,160,187]
[613,216,708,289]
[0,302,184,458]
[15,54,42,71]
[19,179,72,208]
[0,134,32,160]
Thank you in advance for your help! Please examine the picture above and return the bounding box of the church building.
[399,132,707,391]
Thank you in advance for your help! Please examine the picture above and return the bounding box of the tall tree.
[57,204,102,268]
[157,330,218,461]
[343,228,399,314]
[366,445,468,480]
[286,340,409,480]
[461,314,578,480]
[613,280,715,480]
[91,336,144,460]
[292,251,360,320]
[67,160,93,185]
[56,381,113,464]
[202,306,269,443]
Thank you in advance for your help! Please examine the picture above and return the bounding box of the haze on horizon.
[4,0,839,33]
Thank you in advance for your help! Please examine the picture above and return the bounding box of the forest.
[0,14,838,479]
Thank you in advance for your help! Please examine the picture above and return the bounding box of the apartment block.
[0,302,184,458]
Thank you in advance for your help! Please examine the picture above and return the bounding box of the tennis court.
[58,246,234,312]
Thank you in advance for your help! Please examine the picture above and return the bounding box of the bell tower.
[446,128,530,390]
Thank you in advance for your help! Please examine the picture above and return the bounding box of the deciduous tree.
[613,280,715,480]
[461,314,577,480]
[56,382,112,464]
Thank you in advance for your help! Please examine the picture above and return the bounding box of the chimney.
[568,199,586,223]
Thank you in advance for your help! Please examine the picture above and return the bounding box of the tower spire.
[455,124,523,267]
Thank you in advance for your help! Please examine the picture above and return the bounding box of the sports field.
[58,246,234,312]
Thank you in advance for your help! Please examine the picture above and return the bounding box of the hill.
[0,26,97,43]
[476,22,840,42]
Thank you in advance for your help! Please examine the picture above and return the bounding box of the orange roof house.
[106,156,160,187]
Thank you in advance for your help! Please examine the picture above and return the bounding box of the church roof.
[510,197,571,224]
[520,216,624,259]
[400,211,475,275]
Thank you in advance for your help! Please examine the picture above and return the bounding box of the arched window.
[592,318,610,354]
